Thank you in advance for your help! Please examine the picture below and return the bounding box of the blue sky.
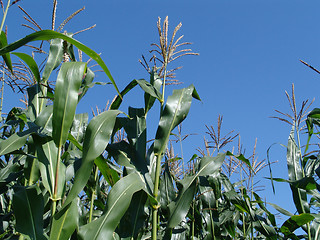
[4,0,320,224]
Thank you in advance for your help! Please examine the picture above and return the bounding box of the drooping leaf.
[78,68,95,101]
[12,186,46,240]
[12,52,40,83]
[110,79,161,110]
[268,203,293,217]
[271,177,317,191]
[67,132,120,187]
[42,38,64,83]
[0,30,121,96]
[64,110,120,206]
[52,62,86,148]
[78,172,144,240]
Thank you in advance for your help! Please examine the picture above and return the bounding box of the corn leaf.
[12,52,40,83]
[0,31,12,72]
[78,172,144,240]
[154,84,198,156]
[12,186,46,240]
[64,110,120,206]
[52,62,86,148]
[0,30,120,97]
[50,198,79,240]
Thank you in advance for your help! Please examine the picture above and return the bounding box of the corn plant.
[0,2,290,240]
[269,84,320,240]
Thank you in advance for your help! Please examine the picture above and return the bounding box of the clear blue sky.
[4,0,320,224]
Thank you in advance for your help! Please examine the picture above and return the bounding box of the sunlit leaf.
[52,62,86,148]
[78,172,144,240]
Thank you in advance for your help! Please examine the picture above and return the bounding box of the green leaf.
[287,126,309,214]
[0,30,121,97]
[64,110,120,206]
[35,105,53,134]
[110,79,161,110]
[27,84,42,121]
[159,162,176,211]
[12,52,40,83]
[0,31,12,72]
[0,160,21,186]
[35,138,65,199]
[24,137,40,185]
[117,190,148,239]
[78,172,144,240]
[271,177,317,191]
[280,213,314,237]
[154,85,197,156]
[253,192,276,226]
[144,70,162,114]
[0,126,38,156]
[94,156,119,187]
[42,38,64,82]
[12,186,46,240]
[78,68,95,101]
[67,132,120,187]
[167,154,225,229]
[52,62,86,148]
[50,198,79,240]
[268,203,293,217]
[70,113,88,146]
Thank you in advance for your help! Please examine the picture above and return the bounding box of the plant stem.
[89,166,99,223]
[191,201,195,240]
[0,68,5,122]
[0,0,10,34]
[152,153,162,240]
[152,61,169,240]
[52,145,62,217]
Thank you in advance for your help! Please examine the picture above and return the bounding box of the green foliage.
[1,3,316,240]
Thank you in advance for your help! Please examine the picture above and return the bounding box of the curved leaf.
[154,85,196,155]
[42,38,64,83]
[0,30,121,96]
[0,126,38,156]
[78,68,95,101]
[167,154,225,229]
[12,52,40,83]
[52,62,86,148]
[78,172,144,240]
[281,213,314,238]
[64,110,120,206]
